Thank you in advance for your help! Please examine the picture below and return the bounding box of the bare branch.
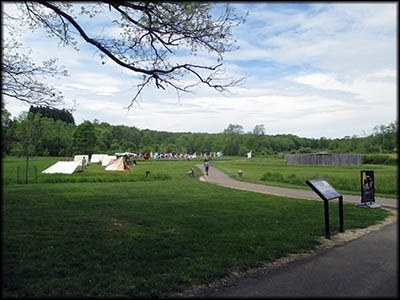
[6,1,247,107]
[125,75,153,110]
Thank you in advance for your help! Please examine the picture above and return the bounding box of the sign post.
[357,170,380,208]
[306,178,344,239]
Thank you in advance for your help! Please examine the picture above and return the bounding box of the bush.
[285,173,304,185]
[260,148,274,156]
[260,172,284,182]
[298,147,312,153]
[362,154,397,165]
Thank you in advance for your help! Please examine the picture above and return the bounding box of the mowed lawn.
[2,158,392,297]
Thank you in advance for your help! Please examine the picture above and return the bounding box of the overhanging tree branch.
[5,1,247,109]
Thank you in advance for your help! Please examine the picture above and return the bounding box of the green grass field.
[212,156,397,199]
[2,156,395,297]
[2,156,178,185]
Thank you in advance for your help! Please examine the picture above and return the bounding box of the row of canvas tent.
[42,154,123,174]
[90,154,126,171]
[91,154,128,171]
[89,154,118,166]
[80,154,123,171]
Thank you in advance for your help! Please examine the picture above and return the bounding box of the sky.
[2,2,398,139]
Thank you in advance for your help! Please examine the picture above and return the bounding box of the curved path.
[191,165,398,297]
[195,165,397,209]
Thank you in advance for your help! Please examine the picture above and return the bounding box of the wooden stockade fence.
[285,153,362,166]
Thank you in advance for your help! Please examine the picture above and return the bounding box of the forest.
[2,105,397,159]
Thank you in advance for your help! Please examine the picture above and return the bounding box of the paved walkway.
[192,164,398,297]
[195,165,397,209]
[193,222,398,298]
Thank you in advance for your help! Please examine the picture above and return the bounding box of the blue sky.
[3,2,397,139]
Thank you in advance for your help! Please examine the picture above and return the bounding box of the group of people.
[123,154,136,166]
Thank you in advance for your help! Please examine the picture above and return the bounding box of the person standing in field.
[204,158,209,176]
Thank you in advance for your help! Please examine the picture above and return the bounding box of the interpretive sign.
[306,178,342,201]
[357,170,380,208]
[361,170,375,203]
[306,178,344,239]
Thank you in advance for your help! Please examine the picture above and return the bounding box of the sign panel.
[306,178,344,239]
[306,178,342,201]
[361,170,375,203]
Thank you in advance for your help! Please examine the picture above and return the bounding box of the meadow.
[2,156,394,297]
[2,156,173,185]
[212,156,397,199]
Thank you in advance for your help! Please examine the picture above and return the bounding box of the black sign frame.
[306,178,342,201]
[306,178,344,239]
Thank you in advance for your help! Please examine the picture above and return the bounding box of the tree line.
[28,106,75,125]
[2,105,397,158]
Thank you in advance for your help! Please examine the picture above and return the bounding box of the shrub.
[362,154,397,165]
[260,172,284,182]
[285,173,304,185]
[298,147,312,153]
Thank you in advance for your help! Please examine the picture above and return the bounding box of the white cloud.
[235,3,397,77]
[291,70,396,105]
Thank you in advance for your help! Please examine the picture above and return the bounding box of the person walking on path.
[203,159,210,176]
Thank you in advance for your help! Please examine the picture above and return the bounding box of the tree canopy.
[29,105,75,125]
[72,121,97,154]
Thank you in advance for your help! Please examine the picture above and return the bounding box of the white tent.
[101,155,117,166]
[74,155,89,166]
[247,151,252,159]
[105,157,125,171]
[90,154,107,163]
[42,161,81,174]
